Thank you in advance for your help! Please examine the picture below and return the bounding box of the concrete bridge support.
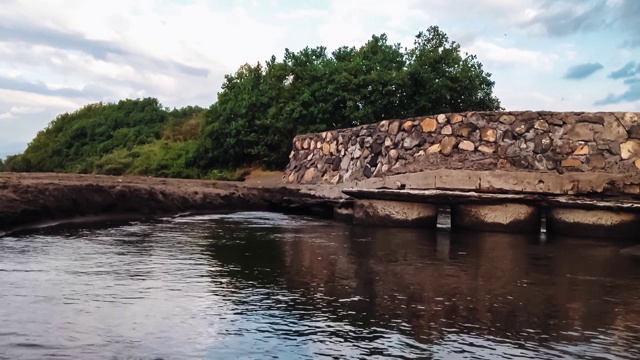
[451,204,540,233]
[353,199,437,227]
[547,208,640,239]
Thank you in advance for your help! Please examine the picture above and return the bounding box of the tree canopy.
[192,26,500,169]
[3,26,501,177]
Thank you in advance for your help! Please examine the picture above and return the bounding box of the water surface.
[1,212,640,359]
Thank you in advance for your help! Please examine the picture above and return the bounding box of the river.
[1,211,640,359]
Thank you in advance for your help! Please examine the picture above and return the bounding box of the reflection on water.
[1,212,640,359]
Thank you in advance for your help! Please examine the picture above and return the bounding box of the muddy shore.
[0,172,345,236]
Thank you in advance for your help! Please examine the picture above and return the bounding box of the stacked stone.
[284,111,640,185]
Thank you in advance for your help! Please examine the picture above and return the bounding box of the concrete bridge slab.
[547,208,640,239]
[353,199,437,227]
[451,204,540,233]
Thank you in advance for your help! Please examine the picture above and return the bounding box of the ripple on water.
[1,211,640,359]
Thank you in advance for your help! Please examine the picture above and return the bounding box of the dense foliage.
[3,26,500,177]
[2,99,207,178]
[191,26,500,169]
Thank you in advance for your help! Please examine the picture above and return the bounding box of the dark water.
[1,212,640,359]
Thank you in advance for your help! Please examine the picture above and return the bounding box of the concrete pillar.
[333,205,354,222]
[353,199,437,227]
[547,208,640,239]
[451,203,540,233]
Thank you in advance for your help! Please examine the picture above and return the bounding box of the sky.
[0,0,639,158]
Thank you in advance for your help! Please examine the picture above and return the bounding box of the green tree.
[404,26,501,115]
[192,27,500,170]
[8,27,501,177]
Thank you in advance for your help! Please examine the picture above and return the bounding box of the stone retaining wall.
[284,111,640,185]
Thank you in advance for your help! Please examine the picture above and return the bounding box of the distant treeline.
[0,26,501,179]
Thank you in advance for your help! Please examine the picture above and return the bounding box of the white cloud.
[465,40,558,71]
[0,0,636,158]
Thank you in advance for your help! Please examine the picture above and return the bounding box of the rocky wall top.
[283,111,640,185]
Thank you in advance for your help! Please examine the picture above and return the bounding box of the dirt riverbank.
[0,172,343,235]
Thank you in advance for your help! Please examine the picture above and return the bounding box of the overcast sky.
[1,0,639,158]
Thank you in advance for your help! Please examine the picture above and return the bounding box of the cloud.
[0,23,209,78]
[624,77,640,85]
[0,0,636,156]
[0,74,94,98]
[525,0,609,37]
[617,0,640,47]
[594,83,640,105]
[0,22,126,60]
[609,61,639,79]
[524,0,640,47]
[464,40,558,71]
[563,62,604,80]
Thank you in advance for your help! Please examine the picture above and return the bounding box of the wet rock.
[629,125,640,139]
[478,144,496,153]
[450,113,463,124]
[322,143,330,155]
[512,121,534,135]
[326,132,334,142]
[421,118,438,132]
[441,136,457,156]
[371,141,382,155]
[363,166,373,178]
[548,117,564,126]
[497,158,511,169]
[565,123,596,142]
[395,132,408,143]
[620,112,639,131]
[330,174,341,185]
[480,128,497,142]
[372,163,383,177]
[340,156,351,170]
[597,115,628,142]
[389,120,400,135]
[533,134,553,154]
[368,154,379,167]
[331,158,341,171]
[502,130,516,141]
[427,144,441,153]
[513,157,530,169]
[402,121,414,132]
[534,120,549,131]
[577,114,605,125]
[587,153,605,169]
[456,125,476,137]
[520,111,538,122]
[610,140,621,155]
[498,114,516,125]
[402,133,423,150]
[302,168,317,183]
[459,140,475,151]
[621,140,640,160]
[561,158,582,168]
[573,145,589,156]
[330,142,338,155]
